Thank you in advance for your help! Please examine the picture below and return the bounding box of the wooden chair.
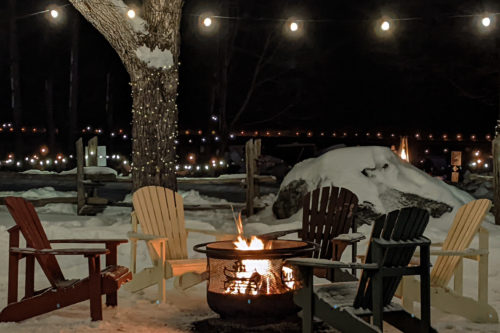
[126,186,235,301]
[400,199,498,323]
[261,186,363,280]
[0,197,131,322]
[288,207,437,333]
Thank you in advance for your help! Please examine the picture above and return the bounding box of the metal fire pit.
[194,239,317,319]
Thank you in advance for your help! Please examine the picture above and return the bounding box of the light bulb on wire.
[127,9,136,19]
[381,20,390,31]
[290,21,299,32]
[50,9,59,19]
[203,17,212,27]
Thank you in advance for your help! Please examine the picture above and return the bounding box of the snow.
[135,45,174,69]
[60,167,117,176]
[109,0,147,35]
[0,181,499,331]
[21,170,58,175]
[280,146,476,235]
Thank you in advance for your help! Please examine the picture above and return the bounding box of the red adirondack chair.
[0,197,132,322]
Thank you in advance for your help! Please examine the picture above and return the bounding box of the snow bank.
[135,45,174,69]
[0,187,75,199]
[280,146,475,232]
[60,167,117,176]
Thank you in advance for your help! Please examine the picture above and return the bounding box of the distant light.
[482,17,491,27]
[211,115,218,121]
[50,9,59,19]
[203,17,212,27]
[127,9,136,19]
[290,22,299,32]
[381,21,390,31]
[485,163,489,168]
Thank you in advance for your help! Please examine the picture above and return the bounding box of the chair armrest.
[127,231,168,241]
[50,239,128,245]
[285,257,379,270]
[10,247,109,256]
[258,228,302,240]
[333,232,366,243]
[373,236,430,248]
[413,248,488,257]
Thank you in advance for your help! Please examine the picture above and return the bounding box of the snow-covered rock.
[274,146,475,231]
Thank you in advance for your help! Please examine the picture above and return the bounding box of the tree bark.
[68,0,183,190]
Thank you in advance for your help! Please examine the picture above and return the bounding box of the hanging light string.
[5,1,500,29]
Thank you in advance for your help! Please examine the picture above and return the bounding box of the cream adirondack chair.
[126,186,235,302]
[400,199,498,323]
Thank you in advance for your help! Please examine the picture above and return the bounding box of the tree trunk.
[68,0,183,191]
[131,66,178,190]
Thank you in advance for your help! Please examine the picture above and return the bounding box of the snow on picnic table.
[0,188,499,332]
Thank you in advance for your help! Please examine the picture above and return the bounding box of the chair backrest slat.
[431,199,491,286]
[5,197,65,287]
[353,207,430,309]
[132,186,188,260]
[302,186,358,259]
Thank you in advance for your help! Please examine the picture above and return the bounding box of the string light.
[127,9,136,19]
[482,16,491,27]
[290,21,299,32]
[203,17,212,27]
[50,9,59,19]
[381,20,390,31]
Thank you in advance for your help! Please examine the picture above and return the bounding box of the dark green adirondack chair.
[287,207,437,333]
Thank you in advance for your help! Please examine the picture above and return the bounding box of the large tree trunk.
[68,0,182,190]
[131,66,178,190]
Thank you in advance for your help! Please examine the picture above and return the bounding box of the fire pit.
[194,238,317,320]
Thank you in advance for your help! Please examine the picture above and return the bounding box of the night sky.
[1,0,500,154]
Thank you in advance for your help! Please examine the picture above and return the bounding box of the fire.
[400,148,407,161]
[224,213,296,295]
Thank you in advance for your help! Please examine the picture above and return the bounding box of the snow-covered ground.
[0,183,499,331]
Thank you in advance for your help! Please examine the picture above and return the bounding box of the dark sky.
[1,0,500,143]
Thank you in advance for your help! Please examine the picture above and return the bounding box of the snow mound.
[280,146,475,231]
[0,187,75,199]
[181,190,229,206]
[21,169,58,175]
[60,167,117,176]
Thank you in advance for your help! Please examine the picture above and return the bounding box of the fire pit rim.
[193,239,319,260]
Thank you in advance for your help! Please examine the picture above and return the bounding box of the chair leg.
[88,255,103,321]
[298,267,314,333]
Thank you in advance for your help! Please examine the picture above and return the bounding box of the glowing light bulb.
[290,22,299,32]
[482,17,491,27]
[203,17,212,27]
[381,21,390,31]
[50,9,59,18]
[127,9,136,19]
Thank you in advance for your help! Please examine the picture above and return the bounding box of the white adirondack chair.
[400,199,498,323]
[125,186,235,302]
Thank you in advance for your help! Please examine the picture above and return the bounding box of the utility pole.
[8,0,23,158]
[493,34,500,225]
[68,15,80,151]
